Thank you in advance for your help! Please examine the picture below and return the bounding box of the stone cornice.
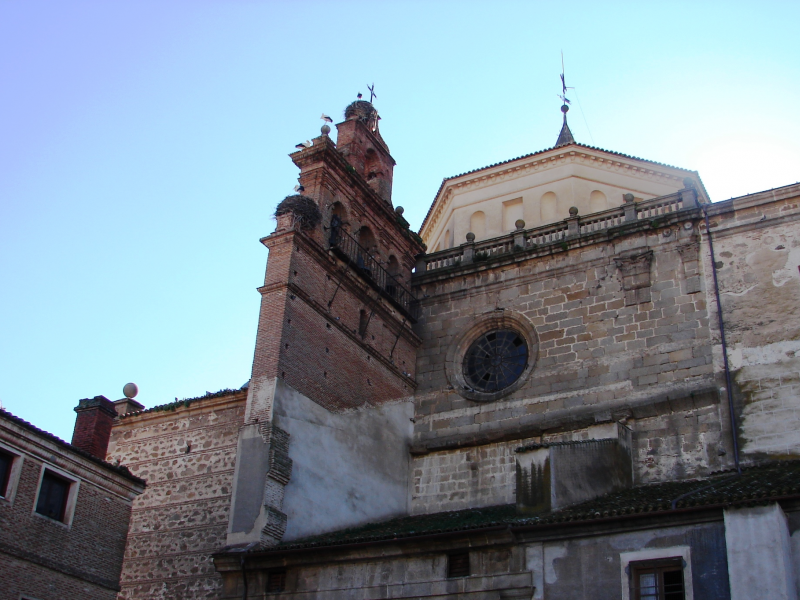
[420,145,705,244]
[113,390,247,428]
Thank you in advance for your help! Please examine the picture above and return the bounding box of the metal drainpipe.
[702,204,741,475]
[240,556,248,600]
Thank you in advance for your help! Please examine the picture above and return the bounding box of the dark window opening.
[359,309,370,338]
[266,569,287,593]
[463,330,528,393]
[0,449,13,497]
[447,552,470,578]
[35,470,71,522]
[631,558,685,600]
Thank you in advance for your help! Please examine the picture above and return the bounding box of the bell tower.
[227,98,425,547]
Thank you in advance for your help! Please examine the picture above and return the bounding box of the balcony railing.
[419,189,698,274]
[329,217,420,321]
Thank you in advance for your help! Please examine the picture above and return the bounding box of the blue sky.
[2,1,799,441]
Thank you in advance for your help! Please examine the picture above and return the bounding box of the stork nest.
[275,194,321,230]
[344,100,377,123]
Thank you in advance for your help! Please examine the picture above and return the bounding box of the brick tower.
[227,98,425,546]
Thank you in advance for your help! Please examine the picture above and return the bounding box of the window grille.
[447,552,470,578]
[266,570,286,593]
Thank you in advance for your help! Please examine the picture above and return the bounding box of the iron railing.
[329,217,420,321]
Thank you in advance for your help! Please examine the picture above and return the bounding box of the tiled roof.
[118,387,244,418]
[554,118,575,148]
[419,142,698,235]
[228,460,800,554]
[0,408,146,486]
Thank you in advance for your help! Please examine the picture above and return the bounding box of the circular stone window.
[463,330,528,393]
[445,311,539,402]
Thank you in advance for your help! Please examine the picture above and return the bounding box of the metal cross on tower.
[367,83,377,103]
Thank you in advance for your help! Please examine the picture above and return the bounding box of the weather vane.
[558,51,573,109]
[367,83,377,103]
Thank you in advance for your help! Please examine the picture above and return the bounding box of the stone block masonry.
[107,389,246,600]
[412,215,714,457]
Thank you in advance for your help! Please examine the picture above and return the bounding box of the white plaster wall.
[725,504,797,600]
[426,151,691,249]
[273,381,414,541]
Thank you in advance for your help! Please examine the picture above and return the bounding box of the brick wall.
[0,414,142,600]
[255,229,417,414]
[246,128,423,422]
[107,391,246,599]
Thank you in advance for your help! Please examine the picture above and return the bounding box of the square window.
[266,569,286,593]
[35,470,71,522]
[631,558,685,600]
[447,551,470,578]
[0,449,13,498]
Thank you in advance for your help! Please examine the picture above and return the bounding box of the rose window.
[462,330,528,393]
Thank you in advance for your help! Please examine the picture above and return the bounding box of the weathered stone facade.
[702,186,800,458]
[107,389,246,599]
[103,98,800,600]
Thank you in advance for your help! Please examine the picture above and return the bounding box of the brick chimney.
[72,395,117,459]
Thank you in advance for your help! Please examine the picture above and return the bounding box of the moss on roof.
[119,388,244,418]
[232,460,800,554]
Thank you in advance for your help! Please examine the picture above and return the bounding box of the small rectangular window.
[35,470,71,522]
[0,449,13,497]
[447,551,470,578]
[631,558,685,600]
[266,570,286,593]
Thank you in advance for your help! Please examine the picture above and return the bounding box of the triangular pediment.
[420,143,707,251]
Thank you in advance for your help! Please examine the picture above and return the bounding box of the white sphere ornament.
[123,383,139,399]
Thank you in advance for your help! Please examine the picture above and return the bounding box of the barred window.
[447,552,470,578]
[266,570,286,593]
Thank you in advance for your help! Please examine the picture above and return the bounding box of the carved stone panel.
[614,249,654,305]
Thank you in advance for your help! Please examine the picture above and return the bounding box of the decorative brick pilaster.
[260,424,293,546]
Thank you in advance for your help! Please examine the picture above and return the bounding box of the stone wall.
[701,185,800,458]
[412,424,638,514]
[214,517,733,600]
[411,207,721,508]
[107,390,246,599]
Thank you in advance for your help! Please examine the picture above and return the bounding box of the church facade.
[108,98,800,600]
